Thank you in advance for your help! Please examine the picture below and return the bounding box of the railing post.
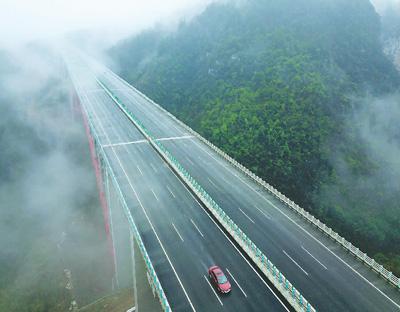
[105,168,120,289]
[129,229,138,312]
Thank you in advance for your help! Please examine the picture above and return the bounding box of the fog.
[1,0,398,50]
[0,43,116,309]
[371,0,400,13]
[0,0,399,310]
[0,0,216,49]
[0,1,222,309]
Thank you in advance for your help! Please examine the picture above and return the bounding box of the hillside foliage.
[109,0,400,274]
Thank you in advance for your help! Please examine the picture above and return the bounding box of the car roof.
[213,268,223,275]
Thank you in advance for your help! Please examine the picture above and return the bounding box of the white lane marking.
[172,124,184,135]
[265,199,400,309]
[166,166,290,311]
[81,90,197,312]
[85,89,103,93]
[109,79,187,137]
[186,156,195,166]
[151,189,159,201]
[238,208,255,224]
[254,205,272,220]
[155,135,194,142]
[226,268,247,298]
[167,186,176,198]
[301,246,328,270]
[102,139,147,148]
[282,250,309,276]
[150,162,158,173]
[190,138,400,309]
[207,177,218,188]
[190,219,204,238]
[172,223,184,242]
[92,71,292,310]
[203,275,223,306]
[136,165,143,176]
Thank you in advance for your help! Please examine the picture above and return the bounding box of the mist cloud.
[0,43,114,309]
[371,0,400,13]
[0,0,216,49]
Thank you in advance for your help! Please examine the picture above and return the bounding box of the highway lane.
[69,64,291,311]
[163,137,400,312]
[70,66,192,310]
[89,87,290,312]
[94,65,400,311]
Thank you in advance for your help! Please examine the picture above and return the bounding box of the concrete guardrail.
[105,71,400,292]
[98,78,316,312]
[71,73,172,312]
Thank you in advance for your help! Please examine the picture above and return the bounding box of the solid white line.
[81,90,197,312]
[186,157,195,166]
[226,268,247,298]
[167,186,176,198]
[109,88,131,91]
[203,275,223,306]
[282,250,309,276]
[238,208,255,224]
[166,167,290,311]
[151,189,159,201]
[150,162,158,173]
[92,77,288,308]
[190,138,400,309]
[85,89,103,93]
[254,205,272,220]
[172,124,184,135]
[102,140,147,148]
[172,223,184,242]
[109,83,187,137]
[136,165,143,176]
[190,219,204,238]
[301,246,328,270]
[92,72,290,311]
[207,177,218,188]
[156,135,194,142]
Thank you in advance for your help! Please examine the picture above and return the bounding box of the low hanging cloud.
[370,0,400,13]
[0,0,217,49]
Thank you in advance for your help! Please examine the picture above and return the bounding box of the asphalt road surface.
[79,60,400,312]
[67,59,292,312]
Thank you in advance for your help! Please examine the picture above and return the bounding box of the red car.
[208,266,231,294]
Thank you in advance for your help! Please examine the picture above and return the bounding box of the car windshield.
[216,274,227,284]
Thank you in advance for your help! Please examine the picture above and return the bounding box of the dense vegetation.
[0,47,112,311]
[109,0,400,274]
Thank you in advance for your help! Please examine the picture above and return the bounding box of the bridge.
[65,52,400,312]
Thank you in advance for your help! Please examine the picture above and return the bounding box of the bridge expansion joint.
[96,78,316,312]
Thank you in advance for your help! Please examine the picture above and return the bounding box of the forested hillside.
[109,0,400,274]
[382,5,400,70]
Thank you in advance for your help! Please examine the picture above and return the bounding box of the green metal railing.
[98,78,316,312]
[68,68,172,312]
[109,71,400,292]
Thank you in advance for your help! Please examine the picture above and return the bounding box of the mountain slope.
[109,0,400,274]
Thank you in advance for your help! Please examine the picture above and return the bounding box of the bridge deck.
[91,64,400,312]
[69,60,290,312]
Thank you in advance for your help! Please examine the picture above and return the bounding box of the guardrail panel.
[97,79,317,312]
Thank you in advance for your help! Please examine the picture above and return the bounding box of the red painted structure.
[73,92,117,278]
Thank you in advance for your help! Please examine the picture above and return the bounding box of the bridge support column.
[104,168,120,290]
[104,165,132,289]
[129,228,163,312]
[129,230,138,311]
[73,85,169,311]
